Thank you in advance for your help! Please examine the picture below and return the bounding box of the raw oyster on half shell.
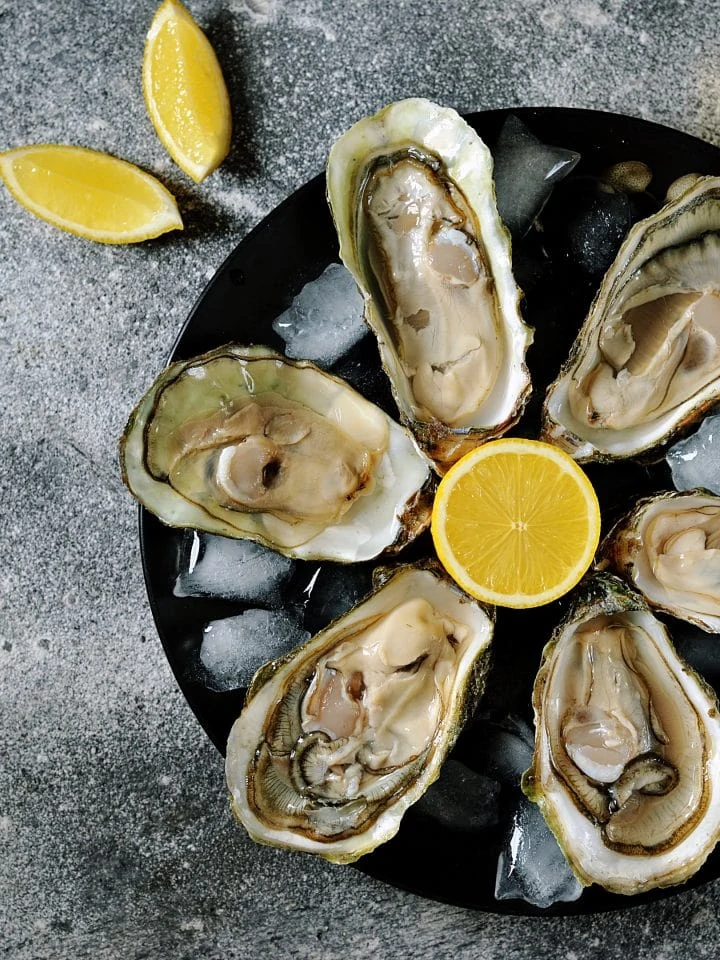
[541,176,720,462]
[326,98,533,473]
[602,489,720,632]
[119,344,433,562]
[523,572,720,895]
[225,562,494,863]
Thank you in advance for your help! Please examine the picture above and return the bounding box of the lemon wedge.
[0,144,183,243]
[143,0,232,182]
[431,438,601,609]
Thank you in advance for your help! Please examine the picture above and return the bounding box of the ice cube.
[272,262,368,366]
[492,114,579,239]
[199,608,310,691]
[667,411,720,495]
[174,532,294,607]
[542,174,655,281]
[495,793,583,909]
[467,712,535,786]
[414,758,501,831]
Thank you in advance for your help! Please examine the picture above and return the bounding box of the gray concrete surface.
[3,0,720,957]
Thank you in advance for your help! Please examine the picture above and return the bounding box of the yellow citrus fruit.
[431,438,601,609]
[0,144,183,244]
[143,0,232,182]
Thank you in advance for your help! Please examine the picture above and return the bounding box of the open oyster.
[326,98,533,473]
[119,344,432,562]
[602,490,720,632]
[225,562,494,863]
[523,573,720,895]
[541,175,720,462]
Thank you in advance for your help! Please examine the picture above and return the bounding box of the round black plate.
[139,108,720,914]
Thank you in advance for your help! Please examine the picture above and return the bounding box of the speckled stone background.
[3,0,720,957]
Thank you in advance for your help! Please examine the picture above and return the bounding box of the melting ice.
[466,713,582,908]
[174,532,294,606]
[200,608,310,690]
[272,262,368,366]
[492,113,579,239]
[470,712,535,786]
[666,411,720,495]
[495,793,583,909]
[415,758,501,831]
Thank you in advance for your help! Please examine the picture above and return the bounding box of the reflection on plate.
[139,108,720,914]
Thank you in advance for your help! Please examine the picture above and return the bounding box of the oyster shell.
[120,344,433,562]
[523,572,720,894]
[225,562,494,863]
[541,175,720,462]
[326,98,533,473]
[602,489,720,632]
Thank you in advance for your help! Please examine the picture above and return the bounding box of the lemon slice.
[143,0,232,182]
[431,438,601,608]
[0,144,183,244]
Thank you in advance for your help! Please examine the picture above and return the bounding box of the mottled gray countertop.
[3,0,720,957]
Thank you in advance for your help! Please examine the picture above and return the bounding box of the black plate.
[139,108,720,914]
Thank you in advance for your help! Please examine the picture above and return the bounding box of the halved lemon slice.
[431,438,601,608]
[143,0,232,182]
[0,144,183,243]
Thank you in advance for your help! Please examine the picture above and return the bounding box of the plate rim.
[137,104,720,915]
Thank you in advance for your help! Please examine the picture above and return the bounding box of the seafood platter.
[120,102,720,913]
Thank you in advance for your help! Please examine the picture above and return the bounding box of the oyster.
[523,573,720,895]
[603,490,720,632]
[541,175,720,462]
[225,562,494,863]
[120,344,432,562]
[326,98,533,473]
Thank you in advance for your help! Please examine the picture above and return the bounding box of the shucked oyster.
[326,98,533,473]
[225,562,494,862]
[523,573,720,895]
[541,176,720,462]
[602,490,720,632]
[120,344,432,562]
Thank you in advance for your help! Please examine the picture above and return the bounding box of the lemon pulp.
[431,438,601,608]
[0,144,183,243]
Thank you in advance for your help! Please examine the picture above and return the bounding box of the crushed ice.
[666,411,720,495]
[272,262,368,366]
[199,608,310,690]
[174,532,294,607]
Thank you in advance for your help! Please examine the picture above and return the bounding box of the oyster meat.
[225,562,494,863]
[541,175,720,462]
[603,490,720,632]
[523,573,720,894]
[120,344,433,562]
[326,98,533,473]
